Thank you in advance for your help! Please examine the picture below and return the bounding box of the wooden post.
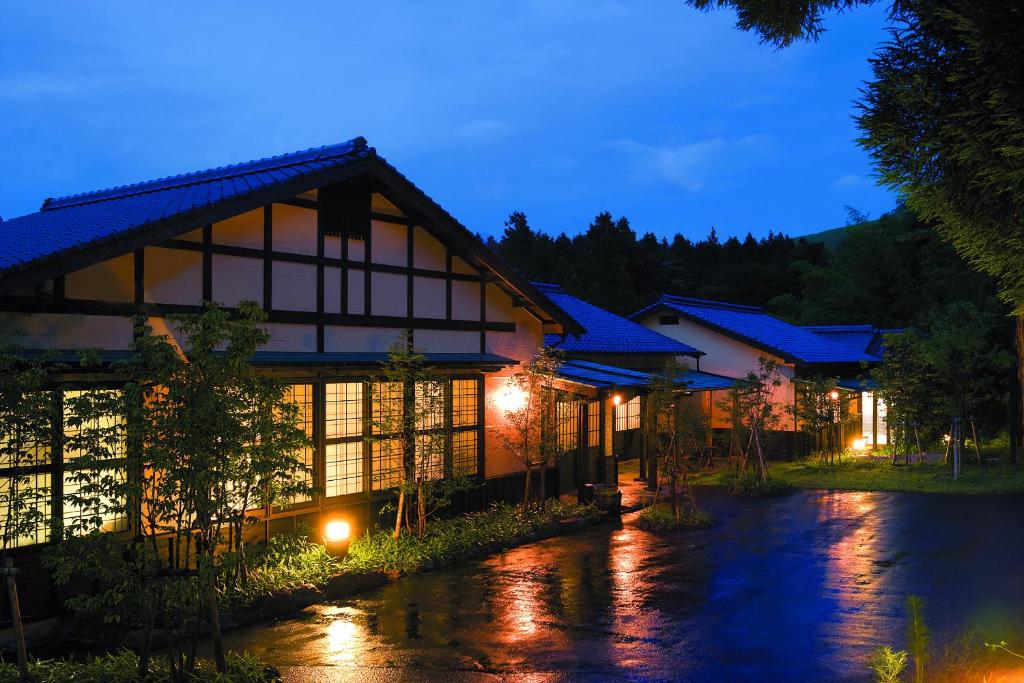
[3,557,28,679]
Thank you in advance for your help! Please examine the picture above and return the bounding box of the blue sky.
[0,1,894,241]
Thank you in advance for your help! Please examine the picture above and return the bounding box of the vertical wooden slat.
[202,225,213,302]
[445,249,452,321]
[133,249,144,304]
[263,207,273,313]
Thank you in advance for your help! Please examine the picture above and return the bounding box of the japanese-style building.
[0,138,594,564]
[533,283,734,490]
[631,295,889,452]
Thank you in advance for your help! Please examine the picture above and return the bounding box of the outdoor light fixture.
[852,438,866,451]
[323,519,351,557]
[829,390,840,401]
[612,393,623,406]
[497,384,527,414]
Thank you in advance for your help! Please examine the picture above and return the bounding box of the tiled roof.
[534,283,701,356]
[0,139,584,337]
[802,325,879,355]
[633,295,880,364]
[557,359,734,391]
[0,138,372,272]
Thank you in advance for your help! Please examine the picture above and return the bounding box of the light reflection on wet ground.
[217,489,1024,682]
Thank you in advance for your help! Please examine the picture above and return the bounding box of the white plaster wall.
[412,277,445,318]
[371,220,407,267]
[451,256,477,276]
[271,262,316,312]
[412,226,446,271]
[214,209,263,250]
[324,326,402,353]
[144,247,201,305]
[324,267,341,314]
[640,315,796,430]
[485,282,515,323]
[211,255,262,308]
[2,313,134,350]
[451,281,480,320]
[263,323,317,352]
[370,272,406,317]
[65,253,134,302]
[413,329,479,353]
[347,271,365,315]
[272,204,317,256]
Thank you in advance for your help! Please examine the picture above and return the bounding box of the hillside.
[799,217,880,250]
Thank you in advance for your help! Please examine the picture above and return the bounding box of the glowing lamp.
[612,394,623,406]
[829,390,840,401]
[852,438,866,451]
[497,384,527,414]
[323,519,351,557]
[943,434,951,443]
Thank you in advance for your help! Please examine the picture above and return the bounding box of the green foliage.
[868,646,908,683]
[341,502,601,575]
[0,345,61,550]
[723,471,793,497]
[221,528,342,607]
[636,504,714,531]
[0,650,277,682]
[906,595,930,683]
[493,347,563,510]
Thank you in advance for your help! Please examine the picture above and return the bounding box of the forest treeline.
[486,207,1016,438]
[485,208,1006,329]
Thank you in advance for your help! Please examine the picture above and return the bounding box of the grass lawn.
[687,457,1024,494]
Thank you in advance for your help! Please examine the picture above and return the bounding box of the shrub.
[869,646,908,683]
[0,650,276,683]
[222,527,341,606]
[636,504,714,531]
[342,502,602,575]
[725,472,792,497]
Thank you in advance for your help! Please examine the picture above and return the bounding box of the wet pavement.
[216,489,1024,682]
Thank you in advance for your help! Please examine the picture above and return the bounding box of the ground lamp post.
[323,519,351,557]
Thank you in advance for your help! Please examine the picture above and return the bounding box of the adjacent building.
[631,295,886,453]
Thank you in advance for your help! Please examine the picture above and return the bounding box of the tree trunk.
[1015,312,1024,464]
[538,461,546,510]
[393,489,405,540]
[207,573,227,674]
[3,557,28,681]
[417,482,426,538]
[522,465,532,509]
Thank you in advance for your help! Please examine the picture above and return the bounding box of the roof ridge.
[42,137,370,211]
[530,281,565,292]
[662,294,763,313]
[802,324,875,332]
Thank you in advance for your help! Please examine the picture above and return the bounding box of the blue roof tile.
[0,138,372,272]
[534,283,701,356]
[557,359,734,391]
[634,295,879,364]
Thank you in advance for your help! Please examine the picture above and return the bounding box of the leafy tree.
[790,376,843,464]
[494,348,562,509]
[725,357,784,484]
[688,0,1024,453]
[371,333,472,538]
[0,345,60,677]
[45,302,312,680]
[646,360,707,523]
[871,330,933,463]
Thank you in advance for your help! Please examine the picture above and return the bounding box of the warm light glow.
[829,390,840,401]
[944,433,951,443]
[852,438,866,451]
[497,383,527,414]
[612,393,623,406]
[324,519,350,542]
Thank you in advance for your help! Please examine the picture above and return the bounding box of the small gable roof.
[633,295,879,365]
[534,283,701,356]
[557,359,735,391]
[803,325,903,358]
[0,138,581,335]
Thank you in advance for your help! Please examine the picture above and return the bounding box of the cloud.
[612,135,770,191]
[831,173,870,189]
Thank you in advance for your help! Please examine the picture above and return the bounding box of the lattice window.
[556,400,579,453]
[615,396,641,432]
[326,382,362,438]
[588,400,601,449]
[285,384,315,503]
[372,439,404,490]
[452,430,478,476]
[452,379,479,427]
[326,441,363,497]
